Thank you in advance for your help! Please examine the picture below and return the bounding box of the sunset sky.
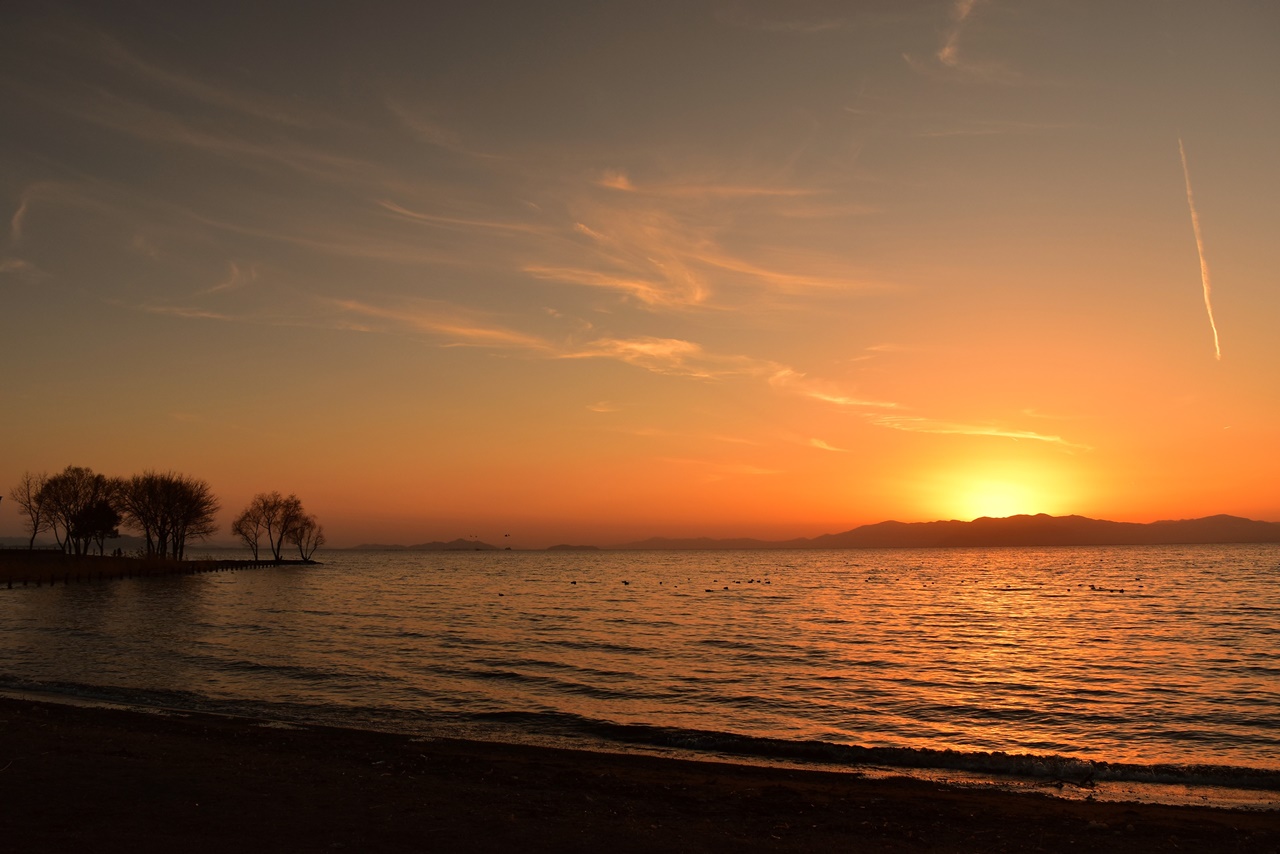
[2,1,1278,547]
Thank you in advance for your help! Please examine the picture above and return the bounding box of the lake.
[2,544,1277,807]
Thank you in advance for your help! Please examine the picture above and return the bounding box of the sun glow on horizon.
[924,458,1084,523]
[951,479,1044,521]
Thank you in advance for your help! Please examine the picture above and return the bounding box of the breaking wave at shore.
[2,675,1278,810]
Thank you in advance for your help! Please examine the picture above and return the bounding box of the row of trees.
[231,491,325,561]
[7,466,324,561]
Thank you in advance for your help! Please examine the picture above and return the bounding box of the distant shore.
[337,514,1280,552]
[0,696,1272,852]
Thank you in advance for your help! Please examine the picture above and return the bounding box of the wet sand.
[0,697,1274,852]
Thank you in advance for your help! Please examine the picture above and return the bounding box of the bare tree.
[74,497,122,555]
[231,504,266,560]
[8,471,50,549]
[116,472,169,558]
[287,514,325,561]
[40,465,112,555]
[166,475,219,560]
[117,471,219,560]
[246,492,306,561]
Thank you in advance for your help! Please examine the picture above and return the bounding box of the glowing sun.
[954,479,1042,520]
[926,458,1082,521]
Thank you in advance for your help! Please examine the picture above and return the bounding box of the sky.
[2,0,1278,548]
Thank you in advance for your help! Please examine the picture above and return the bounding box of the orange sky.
[2,1,1278,547]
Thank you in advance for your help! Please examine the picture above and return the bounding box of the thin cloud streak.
[382,97,510,161]
[769,369,900,409]
[524,265,682,307]
[938,0,980,68]
[9,199,27,242]
[908,0,1019,84]
[0,258,37,274]
[596,170,822,200]
[1178,138,1222,361]
[140,305,236,321]
[330,299,556,352]
[378,200,544,235]
[206,262,256,294]
[869,414,1090,450]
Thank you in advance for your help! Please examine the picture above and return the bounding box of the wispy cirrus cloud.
[9,198,28,242]
[528,171,888,310]
[85,30,335,130]
[564,336,752,379]
[329,298,556,352]
[594,170,822,200]
[0,257,38,275]
[524,265,687,307]
[206,262,257,294]
[769,368,900,409]
[382,97,510,161]
[4,25,387,189]
[325,297,770,381]
[868,414,1090,450]
[938,0,981,68]
[277,295,1090,453]
[378,199,545,235]
[139,304,236,322]
[912,119,1073,138]
[903,0,1019,84]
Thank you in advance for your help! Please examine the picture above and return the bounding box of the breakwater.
[0,551,313,589]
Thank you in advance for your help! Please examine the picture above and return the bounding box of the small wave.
[466,709,1280,793]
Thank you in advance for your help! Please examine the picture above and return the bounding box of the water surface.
[2,544,1277,806]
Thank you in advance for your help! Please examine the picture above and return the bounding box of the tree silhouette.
[288,514,325,561]
[8,471,50,549]
[231,504,266,560]
[117,471,219,560]
[72,498,122,555]
[39,466,111,555]
[241,492,307,561]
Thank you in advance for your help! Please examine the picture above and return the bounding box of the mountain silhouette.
[615,514,1280,550]
[352,538,499,551]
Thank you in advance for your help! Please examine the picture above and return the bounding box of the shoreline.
[6,685,1276,813]
[1,696,1275,852]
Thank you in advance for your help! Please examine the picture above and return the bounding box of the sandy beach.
[0,696,1273,853]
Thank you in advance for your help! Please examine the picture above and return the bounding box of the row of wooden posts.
[3,558,290,590]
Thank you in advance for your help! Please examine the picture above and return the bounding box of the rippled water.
[2,545,1278,803]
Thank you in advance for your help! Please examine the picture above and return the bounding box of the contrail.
[1178,138,1221,360]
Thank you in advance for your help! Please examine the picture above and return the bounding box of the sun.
[954,479,1042,520]
[922,457,1083,521]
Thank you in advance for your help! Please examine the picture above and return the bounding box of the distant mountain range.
[7,515,1278,554]
[614,514,1280,550]
[350,538,501,551]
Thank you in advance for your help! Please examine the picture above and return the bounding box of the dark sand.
[1,698,1275,852]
